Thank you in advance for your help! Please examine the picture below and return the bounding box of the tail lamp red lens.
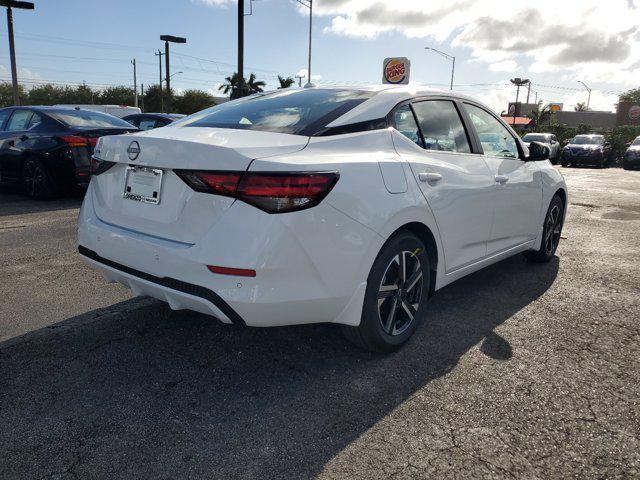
[175,170,339,214]
[207,265,256,277]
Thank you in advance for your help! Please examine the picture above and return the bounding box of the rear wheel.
[342,231,430,352]
[22,158,57,199]
[524,194,564,263]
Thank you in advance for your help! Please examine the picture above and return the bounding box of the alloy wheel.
[23,161,44,198]
[377,250,424,336]
[544,204,562,255]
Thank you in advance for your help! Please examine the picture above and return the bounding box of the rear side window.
[6,110,33,132]
[138,119,157,130]
[47,110,133,128]
[179,89,375,135]
[412,100,470,153]
[464,104,519,158]
[393,105,421,146]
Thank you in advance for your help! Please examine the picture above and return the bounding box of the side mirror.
[527,141,550,161]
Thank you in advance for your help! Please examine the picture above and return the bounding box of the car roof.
[309,84,489,128]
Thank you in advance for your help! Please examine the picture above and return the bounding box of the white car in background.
[78,86,567,352]
[522,133,561,164]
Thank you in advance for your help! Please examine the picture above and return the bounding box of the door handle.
[418,172,443,184]
[494,174,509,184]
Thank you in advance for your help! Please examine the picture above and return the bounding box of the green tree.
[574,102,588,112]
[142,84,173,113]
[277,75,295,89]
[619,87,640,103]
[527,102,552,126]
[26,84,67,105]
[0,82,26,107]
[219,72,266,99]
[173,89,215,114]
[99,85,135,105]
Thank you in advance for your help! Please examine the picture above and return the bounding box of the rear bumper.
[77,183,379,327]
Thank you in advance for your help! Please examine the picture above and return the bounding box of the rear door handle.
[418,172,443,184]
[494,174,509,184]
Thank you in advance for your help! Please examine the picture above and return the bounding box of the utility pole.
[578,81,592,110]
[160,35,187,112]
[237,0,244,98]
[295,73,305,87]
[155,50,164,112]
[1,1,35,106]
[424,47,455,90]
[526,81,531,104]
[140,84,144,112]
[131,59,138,107]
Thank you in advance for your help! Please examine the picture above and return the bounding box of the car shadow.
[0,189,84,217]
[0,255,559,479]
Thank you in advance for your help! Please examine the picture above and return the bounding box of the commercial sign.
[549,103,563,112]
[383,57,410,85]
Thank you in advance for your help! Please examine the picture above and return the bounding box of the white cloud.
[314,0,640,82]
[192,0,235,6]
[489,60,518,72]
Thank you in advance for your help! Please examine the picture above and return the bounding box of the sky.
[1,0,639,113]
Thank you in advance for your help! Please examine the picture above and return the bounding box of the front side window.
[393,105,421,146]
[411,100,470,153]
[6,110,33,132]
[632,137,640,146]
[179,89,375,135]
[0,109,10,130]
[465,104,519,158]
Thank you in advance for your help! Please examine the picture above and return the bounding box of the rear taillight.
[90,157,116,175]
[59,136,98,148]
[175,170,339,213]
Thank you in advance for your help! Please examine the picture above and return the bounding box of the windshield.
[522,134,548,142]
[48,110,134,128]
[632,137,640,146]
[178,89,375,135]
[571,136,603,145]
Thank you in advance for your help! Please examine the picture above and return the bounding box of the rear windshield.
[178,89,375,135]
[48,110,134,128]
[522,134,548,142]
[571,136,603,145]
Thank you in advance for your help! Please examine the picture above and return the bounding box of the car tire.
[342,231,431,352]
[561,160,569,167]
[623,161,631,170]
[524,194,564,263]
[22,157,58,199]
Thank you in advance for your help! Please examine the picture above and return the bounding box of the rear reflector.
[207,265,256,277]
[175,170,339,214]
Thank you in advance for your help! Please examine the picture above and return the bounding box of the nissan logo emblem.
[127,141,141,161]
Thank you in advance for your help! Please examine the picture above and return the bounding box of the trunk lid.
[90,127,309,244]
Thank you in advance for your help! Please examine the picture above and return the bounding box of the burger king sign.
[383,57,411,85]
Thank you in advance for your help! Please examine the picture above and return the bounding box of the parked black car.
[121,113,186,131]
[0,106,137,199]
[560,134,612,168]
[623,136,640,170]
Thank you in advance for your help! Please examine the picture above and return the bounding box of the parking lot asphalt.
[1,167,639,479]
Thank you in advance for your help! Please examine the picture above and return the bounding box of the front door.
[463,103,542,254]
[392,100,495,273]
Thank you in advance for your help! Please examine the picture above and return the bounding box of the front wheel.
[342,231,431,352]
[524,194,564,263]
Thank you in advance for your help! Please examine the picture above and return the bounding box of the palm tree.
[528,102,552,126]
[574,102,588,111]
[218,72,266,99]
[277,75,295,89]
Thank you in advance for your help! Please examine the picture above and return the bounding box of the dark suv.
[0,106,136,198]
[560,134,611,168]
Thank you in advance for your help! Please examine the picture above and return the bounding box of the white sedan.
[78,85,567,352]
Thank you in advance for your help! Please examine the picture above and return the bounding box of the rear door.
[393,99,494,273]
[462,103,541,254]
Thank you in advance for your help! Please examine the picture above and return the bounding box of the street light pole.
[510,77,530,127]
[424,47,455,90]
[1,0,35,106]
[578,81,592,110]
[160,35,187,112]
[237,0,244,98]
[296,1,313,87]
